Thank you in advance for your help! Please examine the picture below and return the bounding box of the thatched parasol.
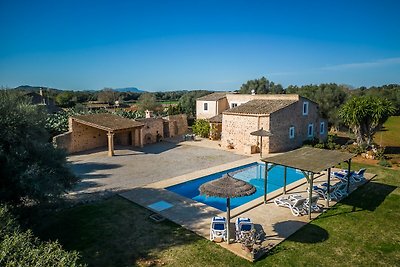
[250,127,273,158]
[199,173,256,244]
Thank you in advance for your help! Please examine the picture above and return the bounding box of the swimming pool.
[166,162,305,211]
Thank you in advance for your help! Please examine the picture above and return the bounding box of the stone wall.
[53,131,73,153]
[268,98,326,153]
[164,114,188,137]
[53,118,109,153]
[138,118,164,144]
[221,96,327,154]
[221,114,270,154]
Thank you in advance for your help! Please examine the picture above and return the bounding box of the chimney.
[145,110,153,118]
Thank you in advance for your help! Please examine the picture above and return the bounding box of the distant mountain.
[114,87,145,93]
[13,85,62,92]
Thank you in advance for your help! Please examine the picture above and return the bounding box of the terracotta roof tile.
[72,113,144,131]
[223,99,297,115]
[197,92,227,101]
[208,114,222,123]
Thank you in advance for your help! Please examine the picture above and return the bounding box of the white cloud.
[320,57,400,71]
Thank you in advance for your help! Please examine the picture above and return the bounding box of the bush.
[192,119,210,138]
[0,205,85,267]
[374,147,386,160]
[378,159,392,168]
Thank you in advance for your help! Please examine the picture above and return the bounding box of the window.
[289,126,295,139]
[231,103,238,108]
[303,101,309,115]
[204,102,208,111]
[320,122,325,135]
[308,123,314,137]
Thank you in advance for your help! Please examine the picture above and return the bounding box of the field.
[32,163,400,267]
[375,116,400,162]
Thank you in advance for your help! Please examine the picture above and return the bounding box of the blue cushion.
[213,223,225,230]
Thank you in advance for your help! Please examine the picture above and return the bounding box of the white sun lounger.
[274,195,306,216]
[332,168,366,184]
[303,194,321,213]
[235,217,254,241]
[210,216,227,242]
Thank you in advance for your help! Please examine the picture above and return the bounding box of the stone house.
[196,93,327,154]
[53,113,188,156]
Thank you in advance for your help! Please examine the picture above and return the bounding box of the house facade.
[196,93,327,154]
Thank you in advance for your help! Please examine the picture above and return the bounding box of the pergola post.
[139,127,144,148]
[131,129,135,147]
[327,168,331,207]
[264,164,275,204]
[107,131,114,157]
[264,165,268,204]
[283,166,287,194]
[346,159,352,193]
[309,172,314,220]
[226,198,230,244]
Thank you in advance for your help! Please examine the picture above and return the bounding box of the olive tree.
[0,90,78,204]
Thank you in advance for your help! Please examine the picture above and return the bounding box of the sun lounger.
[210,216,227,242]
[235,217,254,241]
[274,195,306,216]
[332,168,366,184]
[303,194,321,213]
[308,183,341,201]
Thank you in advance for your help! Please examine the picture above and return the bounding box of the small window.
[231,103,238,108]
[204,102,208,111]
[289,126,295,139]
[308,123,314,137]
[303,101,309,115]
[320,122,325,135]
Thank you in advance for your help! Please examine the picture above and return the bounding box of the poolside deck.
[120,158,376,261]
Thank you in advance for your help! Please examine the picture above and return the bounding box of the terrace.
[120,147,376,261]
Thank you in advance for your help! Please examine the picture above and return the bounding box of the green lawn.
[375,116,400,163]
[33,163,400,267]
[375,116,400,147]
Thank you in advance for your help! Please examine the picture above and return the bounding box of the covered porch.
[71,114,145,156]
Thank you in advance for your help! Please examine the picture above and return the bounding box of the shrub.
[314,143,325,149]
[192,119,210,138]
[302,137,319,147]
[378,159,392,168]
[374,147,386,160]
[0,205,85,267]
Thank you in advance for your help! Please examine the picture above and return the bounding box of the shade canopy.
[250,127,273,137]
[200,173,256,244]
[261,147,355,174]
[199,173,256,198]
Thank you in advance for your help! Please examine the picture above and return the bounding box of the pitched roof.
[208,114,222,123]
[197,92,227,101]
[223,99,297,115]
[72,113,144,132]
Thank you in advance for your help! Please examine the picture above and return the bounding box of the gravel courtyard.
[68,141,248,198]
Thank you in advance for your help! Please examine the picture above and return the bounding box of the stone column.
[134,128,140,147]
[131,130,135,147]
[139,127,144,148]
[107,132,114,156]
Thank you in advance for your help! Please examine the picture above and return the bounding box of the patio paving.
[68,141,249,199]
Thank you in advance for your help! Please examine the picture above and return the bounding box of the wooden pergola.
[72,114,144,156]
[261,147,356,219]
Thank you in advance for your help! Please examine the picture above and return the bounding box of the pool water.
[166,162,305,211]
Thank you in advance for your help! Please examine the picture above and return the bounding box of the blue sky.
[0,0,399,91]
